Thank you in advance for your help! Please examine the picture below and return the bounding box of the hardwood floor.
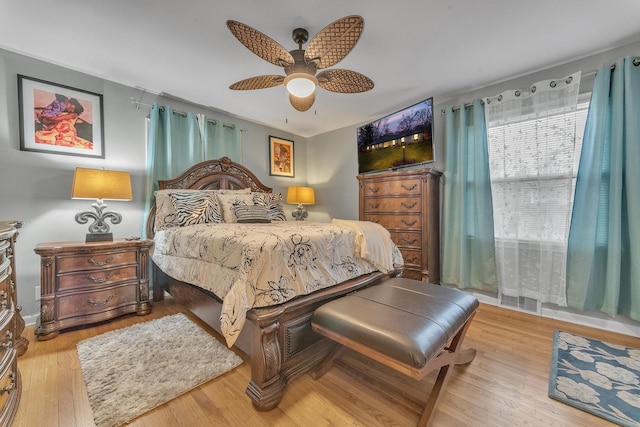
[13,297,640,427]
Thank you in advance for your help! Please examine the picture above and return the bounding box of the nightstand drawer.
[57,250,138,273]
[58,265,138,292]
[56,284,137,320]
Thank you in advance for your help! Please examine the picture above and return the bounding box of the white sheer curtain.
[483,71,582,307]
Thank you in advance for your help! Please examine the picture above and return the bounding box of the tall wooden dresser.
[0,221,23,426]
[358,168,441,283]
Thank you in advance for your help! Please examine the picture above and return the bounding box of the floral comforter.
[152,221,403,347]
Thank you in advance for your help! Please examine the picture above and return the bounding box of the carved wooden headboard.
[145,157,273,238]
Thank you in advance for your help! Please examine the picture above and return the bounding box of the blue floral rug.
[549,330,640,426]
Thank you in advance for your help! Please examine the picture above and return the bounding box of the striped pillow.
[169,191,223,226]
[252,192,286,221]
[233,205,271,223]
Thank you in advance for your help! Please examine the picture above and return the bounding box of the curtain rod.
[439,60,639,115]
[129,97,238,130]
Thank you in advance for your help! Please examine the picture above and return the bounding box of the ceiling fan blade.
[305,15,364,69]
[317,69,374,93]
[289,92,316,112]
[227,20,294,67]
[229,75,285,90]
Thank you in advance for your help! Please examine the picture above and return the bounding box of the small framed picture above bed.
[269,135,294,177]
[17,74,105,158]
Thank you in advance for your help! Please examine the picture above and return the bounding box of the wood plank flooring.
[13,297,640,427]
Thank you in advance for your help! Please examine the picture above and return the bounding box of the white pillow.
[215,193,255,223]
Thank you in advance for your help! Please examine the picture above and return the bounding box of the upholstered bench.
[310,277,479,427]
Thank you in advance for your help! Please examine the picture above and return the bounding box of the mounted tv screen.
[357,98,434,174]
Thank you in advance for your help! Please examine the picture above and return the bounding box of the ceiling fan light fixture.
[284,73,318,98]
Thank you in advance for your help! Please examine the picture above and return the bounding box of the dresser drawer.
[56,250,138,273]
[363,178,422,197]
[0,313,13,362]
[0,357,16,411]
[392,231,422,249]
[362,196,421,213]
[58,265,138,292]
[56,284,138,320]
[402,268,423,281]
[400,248,422,267]
[364,214,422,230]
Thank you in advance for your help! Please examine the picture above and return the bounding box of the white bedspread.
[152,221,403,347]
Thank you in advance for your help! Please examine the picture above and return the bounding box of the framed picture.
[18,75,105,158]
[269,136,294,177]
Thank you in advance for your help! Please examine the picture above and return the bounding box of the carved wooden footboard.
[146,157,394,410]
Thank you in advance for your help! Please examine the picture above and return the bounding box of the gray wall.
[309,40,640,222]
[0,48,308,322]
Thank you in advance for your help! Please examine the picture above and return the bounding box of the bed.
[146,157,403,410]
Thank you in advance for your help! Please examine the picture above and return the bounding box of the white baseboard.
[467,290,640,338]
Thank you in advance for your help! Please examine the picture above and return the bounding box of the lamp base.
[292,205,308,221]
[86,232,113,243]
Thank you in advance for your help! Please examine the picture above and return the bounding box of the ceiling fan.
[227,15,374,112]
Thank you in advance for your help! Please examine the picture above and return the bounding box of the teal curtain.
[566,56,640,319]
[441,99,498,291]
[142,103,241,237]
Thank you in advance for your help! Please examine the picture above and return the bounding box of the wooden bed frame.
[146,157,391,411]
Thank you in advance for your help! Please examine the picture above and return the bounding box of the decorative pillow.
[169,191,224,226]
[233,205,271,223]
[253,192,287,221]
[154,190,180,230]
[215,193,255,223]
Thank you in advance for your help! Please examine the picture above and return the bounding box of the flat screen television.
[357,97,434,174]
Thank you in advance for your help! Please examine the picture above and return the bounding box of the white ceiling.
[2,1,639,138]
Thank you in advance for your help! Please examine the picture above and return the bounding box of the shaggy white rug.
[77,313,243,427]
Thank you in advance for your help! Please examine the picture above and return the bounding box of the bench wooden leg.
[418,314,476,427]
[310,343,345,380]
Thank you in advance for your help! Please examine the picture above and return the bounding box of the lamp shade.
[287,186,315,205]
[284,73,318,98]
[71,168,133,200]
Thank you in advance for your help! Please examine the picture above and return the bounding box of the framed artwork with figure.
[269,136,294,177]
[18,75,105,158]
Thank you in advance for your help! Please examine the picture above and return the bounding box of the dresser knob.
[88,272,114,284]
[0,331,13,350]
[0,373,15,394]
[87,256,114,266]
[87,295,114,307]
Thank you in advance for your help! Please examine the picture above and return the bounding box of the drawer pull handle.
[401,183,417,191]
[401,219,417,227]
[405,256,418,263]
[0,373,15,394]
[0,291,6,309]
[368,187,380,194]
[0,331,13,350]
[87,295,114,307]
[88,272,114,283]
[401,201,417,209]
[88,256,114,266]
[401,238,418,245]
[368,203,380,209]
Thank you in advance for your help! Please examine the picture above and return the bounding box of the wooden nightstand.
[33,239,153,340]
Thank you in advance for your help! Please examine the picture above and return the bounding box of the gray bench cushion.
[312,277,479,369]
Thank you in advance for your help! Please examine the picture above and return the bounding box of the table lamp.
[287,186,315,221]
[72,167,132,242]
